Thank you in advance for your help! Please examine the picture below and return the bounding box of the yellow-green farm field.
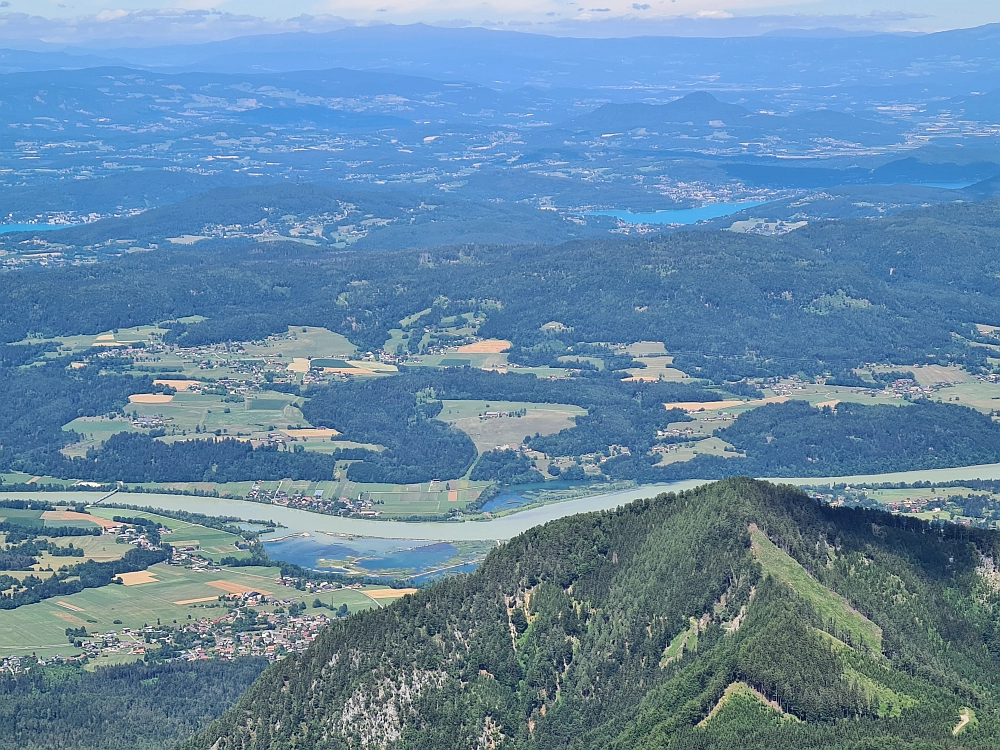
[0,562,408,661]
[241,326,356,360]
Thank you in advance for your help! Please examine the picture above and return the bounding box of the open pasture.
[654,437,741,466]
[62,416,139,457]
[411,352,511,370]
[624,359,689,382]
[15,323,167,355]
[750,525,882,652]
[624,341,669,357]
[242,326,356,360]
[0,508,102,529]
[866,485,987,504]
[129,390,306,436]
[879,363,973,388]
[64,392,309,452]
[924,379,1000,413]
[46,535,126,563]
[360,481,485,515]
[440,399,585,453]
[0,508,45,526]
[766,381,912,409]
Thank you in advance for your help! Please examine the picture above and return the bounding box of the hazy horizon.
[0,0,998,48]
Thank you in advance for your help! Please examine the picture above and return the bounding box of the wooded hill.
[6,198,1000,380]
[186,478,1000,749]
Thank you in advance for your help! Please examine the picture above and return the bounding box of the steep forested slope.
[186,478,1000,749]
[0,659,267,750]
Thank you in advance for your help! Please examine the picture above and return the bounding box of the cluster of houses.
[175,610,333,662]
[15,592,343,668]
[276,575,366,595]
[102,519,169,550]
[246,485,381,517]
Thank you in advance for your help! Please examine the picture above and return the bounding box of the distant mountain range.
[10,22,995,97]
[567,92,905,147]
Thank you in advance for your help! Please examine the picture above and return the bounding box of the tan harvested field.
[283,428,341,438]
[129,393,174,404]
[56,600,85,612]
[814,400,841,409]
[152,379,202,390]
[664,396,789,412]
[664,399,743,412]
[173,596,220,606]
[457,339,512,354]
[41,510,119,528]
[206,580,273,596]
[287,357,311,373]
[53,611,88,626]
[118,571,159,586]
[366,588,418,599]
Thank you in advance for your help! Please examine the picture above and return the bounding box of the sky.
[0,0,997,46]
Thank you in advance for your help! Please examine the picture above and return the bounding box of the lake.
[587,201,766,225]
[262,534,456,575]
[0,224,77,234]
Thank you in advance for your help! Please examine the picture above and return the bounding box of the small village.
[1,594,344,674]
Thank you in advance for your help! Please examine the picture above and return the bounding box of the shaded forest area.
[0,659,267,750]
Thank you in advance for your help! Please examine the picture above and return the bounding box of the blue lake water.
[264,535,460,576]
[587,201,766,225]
[356,542,457,572]
[0,224,77,234]
[900,182,976,190]
[264,535,415,571]
[479,492,532,514]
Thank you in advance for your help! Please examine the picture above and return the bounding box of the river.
[9,460,1000,543]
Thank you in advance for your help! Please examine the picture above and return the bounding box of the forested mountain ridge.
[186,478,1000,749]
[6,198,1000,380]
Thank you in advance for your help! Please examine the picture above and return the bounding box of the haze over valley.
[1,11,1000,750]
